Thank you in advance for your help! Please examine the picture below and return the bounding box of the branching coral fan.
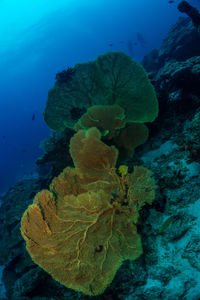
[44,52,158,131]
[44,52,158,158]
[21,128,156,296]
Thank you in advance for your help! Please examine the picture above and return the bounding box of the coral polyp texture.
[44,52,158,131]
[21,128,156,296]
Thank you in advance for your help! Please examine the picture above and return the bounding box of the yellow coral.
[21,128,156,296]
[118,165,129,177]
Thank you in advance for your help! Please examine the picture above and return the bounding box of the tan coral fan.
[74,104,126,138]
[21,128,156,296]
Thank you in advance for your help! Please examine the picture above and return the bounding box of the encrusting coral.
[21,127,156,296]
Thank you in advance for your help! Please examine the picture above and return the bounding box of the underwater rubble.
[0,16,200,300]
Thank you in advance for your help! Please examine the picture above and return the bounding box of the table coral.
[21,128,156,296]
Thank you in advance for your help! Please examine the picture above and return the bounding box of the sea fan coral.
[21,128,156,296]
[74,104,126,138]
[44,52,158,131]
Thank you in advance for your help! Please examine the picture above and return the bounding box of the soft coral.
[21,128,156,296]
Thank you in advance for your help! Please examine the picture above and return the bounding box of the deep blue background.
[1,0,200,194]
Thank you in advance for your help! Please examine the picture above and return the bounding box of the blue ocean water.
[0,0,200,195]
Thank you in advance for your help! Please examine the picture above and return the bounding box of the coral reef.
[182,110,200,162]
[178,1,200,30]
[55,67,76,84]
[21,128,156,296]
[154,56,200,104]
[21,52,157,296]
[142,17,200,71]
[39,52,158,174]
[1,15,200,300]
[36,128,74,178]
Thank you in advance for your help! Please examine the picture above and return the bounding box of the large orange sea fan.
[21,128,156,296]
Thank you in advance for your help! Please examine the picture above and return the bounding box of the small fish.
[158,215,179,234]
[118,165,128,177]
[32,113,35,121]
[108,43,113,47]
[168,0,174,3]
